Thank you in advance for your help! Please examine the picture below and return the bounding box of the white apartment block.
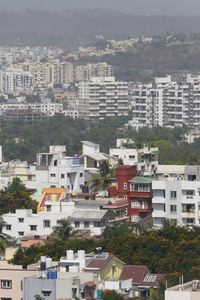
[130,74,200,130]
[110,143,158,175]
[0,103,63,117]
[78,77,129,120]
[152,178,200,228]
[2,201,111,238]
[30,145,85,193]
[0,68,33,95]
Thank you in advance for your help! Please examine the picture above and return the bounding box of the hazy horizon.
[1,0,200,16]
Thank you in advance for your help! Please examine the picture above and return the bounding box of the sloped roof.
[120,265,149,284]
[140,273,166,288]
[85,254,124,272]
[68,209,108,221]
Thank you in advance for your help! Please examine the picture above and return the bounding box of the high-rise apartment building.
[78,77,129,120]
[130,74,200,130]
[0,68,33,94]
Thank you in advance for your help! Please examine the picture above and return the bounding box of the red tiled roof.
[140,273,166,288]
[85,254,114,272]
[120,265,149,284]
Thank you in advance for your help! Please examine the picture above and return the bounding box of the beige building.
[78,77,129,120]
[75,62,113,82]
[0,265,37,300]
[165,280,200,300]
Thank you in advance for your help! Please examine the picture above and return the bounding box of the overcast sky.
[0,0,200,15]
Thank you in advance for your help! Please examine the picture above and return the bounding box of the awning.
[85,281,96,287]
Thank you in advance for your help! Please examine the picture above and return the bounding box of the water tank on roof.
[47,269,57,279]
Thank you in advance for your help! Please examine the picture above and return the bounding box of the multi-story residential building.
[30,145,85,193]
[78,77,129,120]
[75,63,113,82]
[110,142,158,175]
[0,68,33,95]
[2,200,113,238]
[0,265,37,300]
[113,166,154,223]
[0,103,63,117]
[130,74,200,130]
[152,166,200,228]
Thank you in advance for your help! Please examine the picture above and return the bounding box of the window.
[170,191,177,199]
[46,205,51,212]
[124,182,127,190]
[170,205,177,213]
[80,173,83,177]
[6,225,11,230]
[131,215,140,223]
[75,221,80,228]
[42,291,51,296]
[30,225,37,231]
[1,280,12,289]
[18,218,24,223]
[18,232,24,236]
[1,298,12,300]
[43,220,50,228]
[131,201,140,208]
[129,155,135,159]
[61,174,65,179]
[50,173,56,177]
[84,221,89,228]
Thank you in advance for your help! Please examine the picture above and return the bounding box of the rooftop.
[129,176,157,184]
[167,280,200,292]
[120,265,149,284]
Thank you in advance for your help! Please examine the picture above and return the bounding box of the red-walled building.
[114,166,153,223]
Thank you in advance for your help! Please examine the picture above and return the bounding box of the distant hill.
[2,9,200,48]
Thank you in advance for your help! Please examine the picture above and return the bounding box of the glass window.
[30,225,37,231]
[75,221,80,228]
[18,218,24,223]
[6,225,11,230]
[18,232,24,236]
[84,221,89,228]
[61,174,65,179]
[43,220,50,228]
[1,280,12,289]
[170,191,177,198]
[46,205,51,212]
[170,205,177,213]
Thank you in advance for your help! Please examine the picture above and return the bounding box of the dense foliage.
[0,178,37,214]
[0,115,199,165]
[10,221,200,286]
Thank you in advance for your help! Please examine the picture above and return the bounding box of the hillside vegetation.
[1,115,200,165]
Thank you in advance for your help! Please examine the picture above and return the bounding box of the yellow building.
[84,253,125,281]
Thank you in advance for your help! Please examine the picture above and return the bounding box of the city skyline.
[0,0,200,16]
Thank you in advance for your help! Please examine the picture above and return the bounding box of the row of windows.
[50,173,83,178]
[6,220,51,233]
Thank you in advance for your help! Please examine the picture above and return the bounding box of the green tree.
[103,290,124,300]
[103,222,132,239]
[4,177,26,193]
[90,160,114,193]
[50,219,73,241]
[0,178,37,214]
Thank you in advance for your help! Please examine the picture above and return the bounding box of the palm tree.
[90,160,114,194]
[51,219,73,241]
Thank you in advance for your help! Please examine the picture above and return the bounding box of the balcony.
[182,212,196,218]
[152,211,166,218]
[152,197,165,204]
